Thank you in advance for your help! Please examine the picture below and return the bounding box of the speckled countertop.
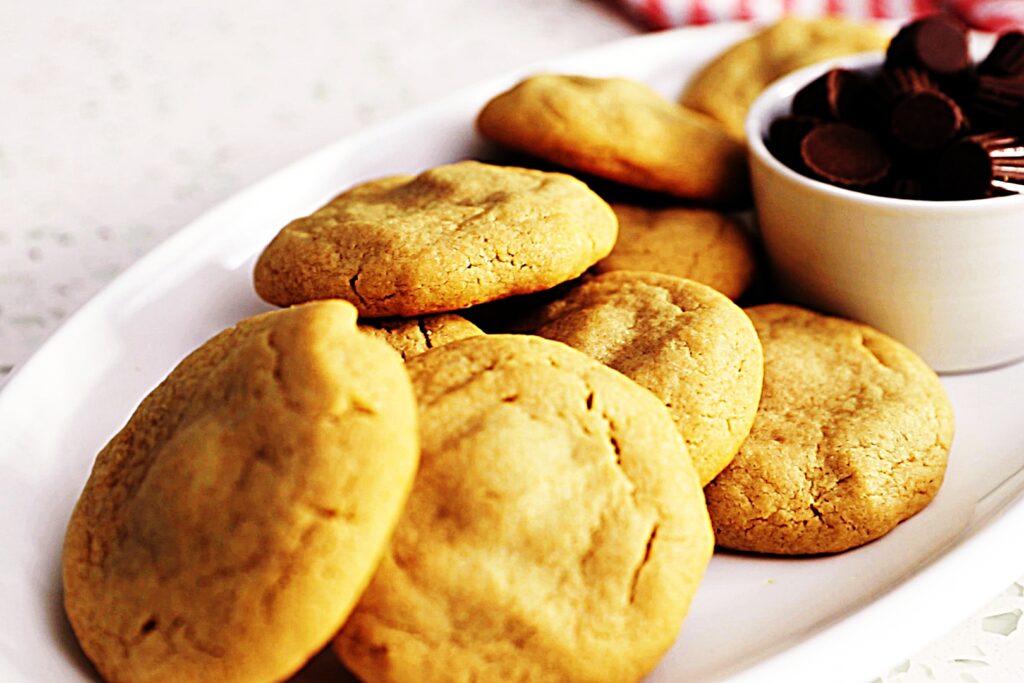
[2,2,1022,680]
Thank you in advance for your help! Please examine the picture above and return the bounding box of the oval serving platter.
[1,23,1023,683]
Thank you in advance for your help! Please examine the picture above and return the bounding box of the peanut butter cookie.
[477,74,748,204]
[358,313,483,361]
[63,300,419,683]
[335,334,713,683]
[514,271,763,485]
[682,17,889,139]
[705,304,954,555]
[254,161,617,317]
[595,204,756,300]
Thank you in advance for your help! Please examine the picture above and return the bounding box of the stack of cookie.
[474,73,760,301]
[61,18,955,683]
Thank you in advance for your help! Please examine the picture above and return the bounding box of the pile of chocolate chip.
[768,15,1024,200]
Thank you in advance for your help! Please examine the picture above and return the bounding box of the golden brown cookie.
[358,313,484,361]
[514,271,763,485]
[63,300,419,683]
[335,334,713,683]
[705,304,954,555]
[254,161,617,317]
[682,17,889,139]
[477,74,748,204]
[595,204,756,300]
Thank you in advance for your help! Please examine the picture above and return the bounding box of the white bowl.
[746,53,1024,373]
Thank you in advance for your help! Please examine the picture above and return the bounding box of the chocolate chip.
[801,123,891,187]
[936,139,999,199]
[936,132,1024,199]
[972,75,1024,128]
[793,70,840,119]
[887,15,971,76]
[767,116,820,171]
[886,173,932,200]
[979,31,1024,77]
[1008,101,1024,136]
[890,90,965,151]
[793,69,882,130]
[879,67,941,102]
[882,158,937,199]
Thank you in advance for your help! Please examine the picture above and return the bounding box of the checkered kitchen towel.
[618,0,1024,31]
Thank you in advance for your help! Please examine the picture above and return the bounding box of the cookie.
[595,204,756,300]
[477,74,748,204]
[335,334,713,683]
[62,300,419,683]
[705,304,954,555]
[682,17,890,139]
[254,161,617,317]
[514,271,763,485]
[358,313,484,360]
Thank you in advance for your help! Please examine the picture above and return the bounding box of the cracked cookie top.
[595,204,757,301]
[513,271,764,486]
[476,74,749,204]
[335,334,713,683]
[252,161,617,317]
[705,304,955,555]
[358,313,483,361]
[62,300,420,683]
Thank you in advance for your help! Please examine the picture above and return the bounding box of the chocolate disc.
[884,159,935,200]
[886,174,932,200]
[890,91,965,150]
[936,133,1024,199]
[879,67,940,101]
[792,69,848,120]
[793,69,882,130]
[887,15,970,75]
[767,116,820,170]
[979,31,1024,77]
[793,70,836,120]
[1009,101,1024,136]
[801,123,891,187]
[936,139,997,199]
[972,75,1024,125]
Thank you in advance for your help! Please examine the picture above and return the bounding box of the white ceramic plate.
[2,23,1023,683]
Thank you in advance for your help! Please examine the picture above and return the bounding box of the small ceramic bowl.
[746,53,1024,374]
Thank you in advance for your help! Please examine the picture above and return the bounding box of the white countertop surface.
[2,1,1022,680]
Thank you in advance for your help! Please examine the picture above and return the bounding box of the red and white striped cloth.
[618,0,1024,32]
